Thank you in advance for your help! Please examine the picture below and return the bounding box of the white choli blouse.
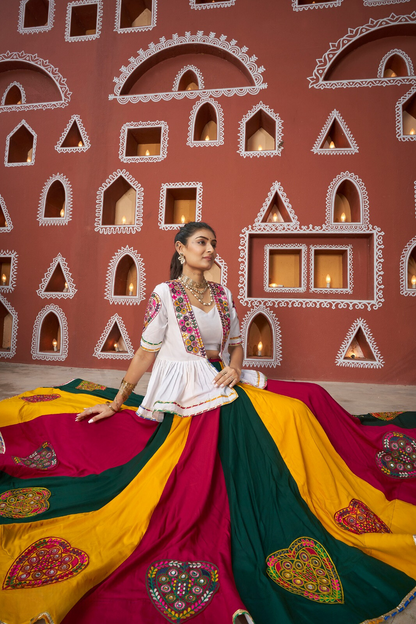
[137,280,266,421]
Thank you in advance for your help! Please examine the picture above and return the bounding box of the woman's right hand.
[75,403,116,424]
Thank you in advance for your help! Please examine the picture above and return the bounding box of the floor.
[1,362,415,623]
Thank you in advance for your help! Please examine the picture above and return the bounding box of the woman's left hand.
[213,366,241,389]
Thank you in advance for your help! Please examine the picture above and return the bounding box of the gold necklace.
[179,274,208,291]
[179,276,213,306]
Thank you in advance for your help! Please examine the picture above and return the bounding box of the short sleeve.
[228,295,242,347]
[140,290,168,353]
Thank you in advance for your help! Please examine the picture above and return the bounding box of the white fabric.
[191,305,221,351]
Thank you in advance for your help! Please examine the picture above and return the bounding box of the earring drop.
[178,253,185,265]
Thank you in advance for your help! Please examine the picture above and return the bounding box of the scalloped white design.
[253,181,299,231]
[292,0,343,11]
[240,305,282,368]
[158,182,203,230]
[312,109,358,155]
[114,0,157,33]
[187,98,224,147]
[36,254,77,299]
[377,48,414,78]
[308,12,416,89]
[118,121,168,163]
[37,173,73,226]
[1,82,26,106]
[238,225,384,310]
[0,251,18,293]
[238,101,283,158]
[309,245,353,294]
[364,0,410,5]
[264,244,307,293]
[400,235,416,296]
[0,195,13,233]
[93,314,135,359]
[55,115,91,153]
[395,85,416,141]
[189,0,235,9]
[4,119,37,167]
[172,65,205,91]
[31,304,69,361]
[212,254,228,286]
[325,171,369,228]
[65,0,103,42]
[335,318,384,368]
[109,31,267,103]
[95,169,144,234]
[0,52,71,113]
[104,246,146,305]
[18,0,55,34]
[0,294,18,359]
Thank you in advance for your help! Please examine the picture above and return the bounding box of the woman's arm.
[213,344,243,389]
[75,347,156,423]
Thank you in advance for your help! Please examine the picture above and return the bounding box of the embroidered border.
[210,282,230,353]
[167,280,206,358]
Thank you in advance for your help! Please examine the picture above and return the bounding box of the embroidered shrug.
[137,280,266,421]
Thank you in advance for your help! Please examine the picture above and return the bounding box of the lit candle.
[340,212,346,223]
[326,274,331,288]
[114,342,118,352]
[329,141,335,149]
[1,273,7,285]
[145,149,150,156]
[17,100,21,105]
[129,282,134,295]
[411,275,416,289]
[78,141,83,147]
[272,212,278,222]
[257,341,263,357]
[52,339,58,352]
[26,156,31,162]
[257,145,263,151]
[204,135,210,141]
[410,129,415,136]
[390,71,397,78]
[121,216,126,225]
[60,208,65,218]
[269,282,278,288]
[181,215,186,224]
[63,282,69,293]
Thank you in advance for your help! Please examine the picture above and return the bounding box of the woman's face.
[178,228,217,272]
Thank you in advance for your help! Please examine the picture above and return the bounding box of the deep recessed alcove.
[3,85,23,106]
[102,177,136,226]
[125,126,161,156]
[178,69,199,91]
[23,0,49,28]
[245,109,275,152]
[43,264,67,293]
[313,249,347,290]
[383,53,409,78]
[61,120,84,148]
[69,2,98,36]
[38,311,61,353]
[0,206,6,229]
[0,303,12,352]
[402,91,416,137]
[114,255,137,297]
[343,327,376,363]
[193,102,217,142]
[263,191,292,224]
[320,118,350,150]
[44,180,66,218]
[118,0,152,28]
[7,124,34,164]
[268,249,301,289]
[164,187,197,225]
[0,59,65,108]
[0,259,11,289]
[246,313,273,359]
[101,322,127,353]
[407,245,416,290]
[333,179,361,223]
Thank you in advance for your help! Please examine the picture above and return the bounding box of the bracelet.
[105,401,119,413]
[119,378,136,399]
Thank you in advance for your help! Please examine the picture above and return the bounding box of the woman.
[1,222,415,624]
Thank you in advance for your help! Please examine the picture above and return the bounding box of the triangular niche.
[335,318,384,369]
[254,182,299,228]
[37,254,77,299]
[0,195,13,233]
[93,314,134,359]
[55,114,91,153]
[312,109,358,155]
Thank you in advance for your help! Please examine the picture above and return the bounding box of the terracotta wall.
[0,0,415,383]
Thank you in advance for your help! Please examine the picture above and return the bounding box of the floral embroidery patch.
[3,537,89,590]
[167,281,206,358]
[76,380,107,391]
[143,292,162,332]
[334,499,391,535]
[370,411,404,421]
[0,430,5,454]
[13,442,57,470]
[266,537,344,604]
[0,487,51,519]
[210,282,231,353]
[21,394,61,403]
[147,559,219,622]
[376,432,416,479]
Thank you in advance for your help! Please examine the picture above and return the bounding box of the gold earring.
[178,253,185,265]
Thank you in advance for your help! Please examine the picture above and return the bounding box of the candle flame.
[145,149,150,156]
[340,212,346,222]
[181,215,186,224]
[129,282,134,294]
[326,274,331,284]
[412,275,416,286]
[1,273,6,284]
[26,156,31,162]
[204,135,210,141]
[258,341,263,353]
[64,282,68,289]
[329,141,335,149]
[121,216,126,225]
[257,145,263,151]
[114,342,118,351]
[272,212,278,222]
[78,141,83,147]
[410,128,415,135]
[60,208,65,218]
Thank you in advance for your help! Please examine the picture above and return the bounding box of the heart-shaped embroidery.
[334,499,391,534]
[0,487,51,519]
[376,432,416,479]
[21,394,61,403]
[13,442,57,470]
[266,537,344,604]
[146,560,219,622]
[3,537,89,590]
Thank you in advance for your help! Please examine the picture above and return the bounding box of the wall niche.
[31,305,68,361]
[159,182,202,230]
[23,0,49,28]
[117,0,154,30]
[383,53,409,78]
[120,121,168,162]
[239,102,283,158]
[66,0,102,41]
[332,179,361,223]
[95,170,143,234]
[402,91,416,137]
[5,120,36,166]
[194,102,217,142]
[2,83,24,106]
[240,306,282,369]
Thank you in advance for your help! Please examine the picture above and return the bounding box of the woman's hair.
[170,221,216,279]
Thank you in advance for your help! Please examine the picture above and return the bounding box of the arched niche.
[2,83,25,106]
[193,102,217,142]
[179,70,199,91]
[38,311,61,353]
[44,180,65,218]
[383,53,409,78]
[407,245,416,290]
[333,179,361,223]
[402,91,416,137]
[6,121,36,166]
[247,313,273,359]
[105,247,145,305]
[246,109,275,152]
[114,254,137,297]
[31,305,68,360]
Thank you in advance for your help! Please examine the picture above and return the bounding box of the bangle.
[119,378,136,399]
[106,401,119,413]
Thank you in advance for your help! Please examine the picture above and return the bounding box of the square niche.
[158,182,202,230]
[65,1,102,41]
[119,122,168,163]
[264,245,307,293]
[310,246,352,293]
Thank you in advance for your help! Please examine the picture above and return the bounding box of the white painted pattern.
[93,314,135,359]
[114,0,157,33]
[240,305,282,368]
[237,101,283,159]
[94,169,144,234]
[0,250,18,293]
[4,119,37,168]
[37,173,73,226]
[335,318,384,368]
[31,304,69,361]
[187,98,224,147]
[118,121,168,163]
[0,294,18,359]
[104,246,146,305]
[55,115,91,153]
[18,0,55,34]
[65,0,103,42]
[36,254,77,299]
[312,109,359,155]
